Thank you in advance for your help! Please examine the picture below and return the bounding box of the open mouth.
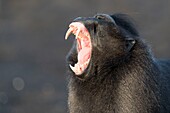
[65,22,92,75]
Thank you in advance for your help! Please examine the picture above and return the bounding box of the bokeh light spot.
[12,77,25,91]
[0,92,8,104]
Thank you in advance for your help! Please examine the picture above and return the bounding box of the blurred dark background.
[0,0,170,113]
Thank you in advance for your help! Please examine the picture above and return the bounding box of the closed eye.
[95,15,106,20]
[94,14,116,24]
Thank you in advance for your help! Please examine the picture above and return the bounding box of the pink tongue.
[77,32,91,65]
[78,47,90,64]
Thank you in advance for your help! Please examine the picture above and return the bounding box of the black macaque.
[65,13,170,113]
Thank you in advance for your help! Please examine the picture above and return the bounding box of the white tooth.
[70,63,88,75]
[76,28,80,39]
[84,62,88,66]
[69,23,76,27]
[65,27,73,40]
[88,35,90,38]
[69,64,76,72]
[84,59,90,66]
[73,64,83,75]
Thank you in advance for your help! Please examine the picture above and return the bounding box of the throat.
[69,64,160,113]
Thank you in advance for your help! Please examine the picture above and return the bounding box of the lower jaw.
[70,60,91,80]
[70,46,92,75]
[70,61,89,76]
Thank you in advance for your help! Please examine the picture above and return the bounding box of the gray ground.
[0,0,170,113]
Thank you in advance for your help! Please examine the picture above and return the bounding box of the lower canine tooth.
[69,64,75,72]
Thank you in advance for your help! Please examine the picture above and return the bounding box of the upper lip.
[65,22,91,40]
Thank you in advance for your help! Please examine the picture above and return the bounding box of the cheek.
[105,40,127,55]
[97,26,111,37]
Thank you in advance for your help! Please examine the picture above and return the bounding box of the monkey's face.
[65,14,137,80]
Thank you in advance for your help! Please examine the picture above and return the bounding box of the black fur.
[66,13,170,113]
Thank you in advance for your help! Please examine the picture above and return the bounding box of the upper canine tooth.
[65,27,73,40]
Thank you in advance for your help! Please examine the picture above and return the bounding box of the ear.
[125,38,136,52]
